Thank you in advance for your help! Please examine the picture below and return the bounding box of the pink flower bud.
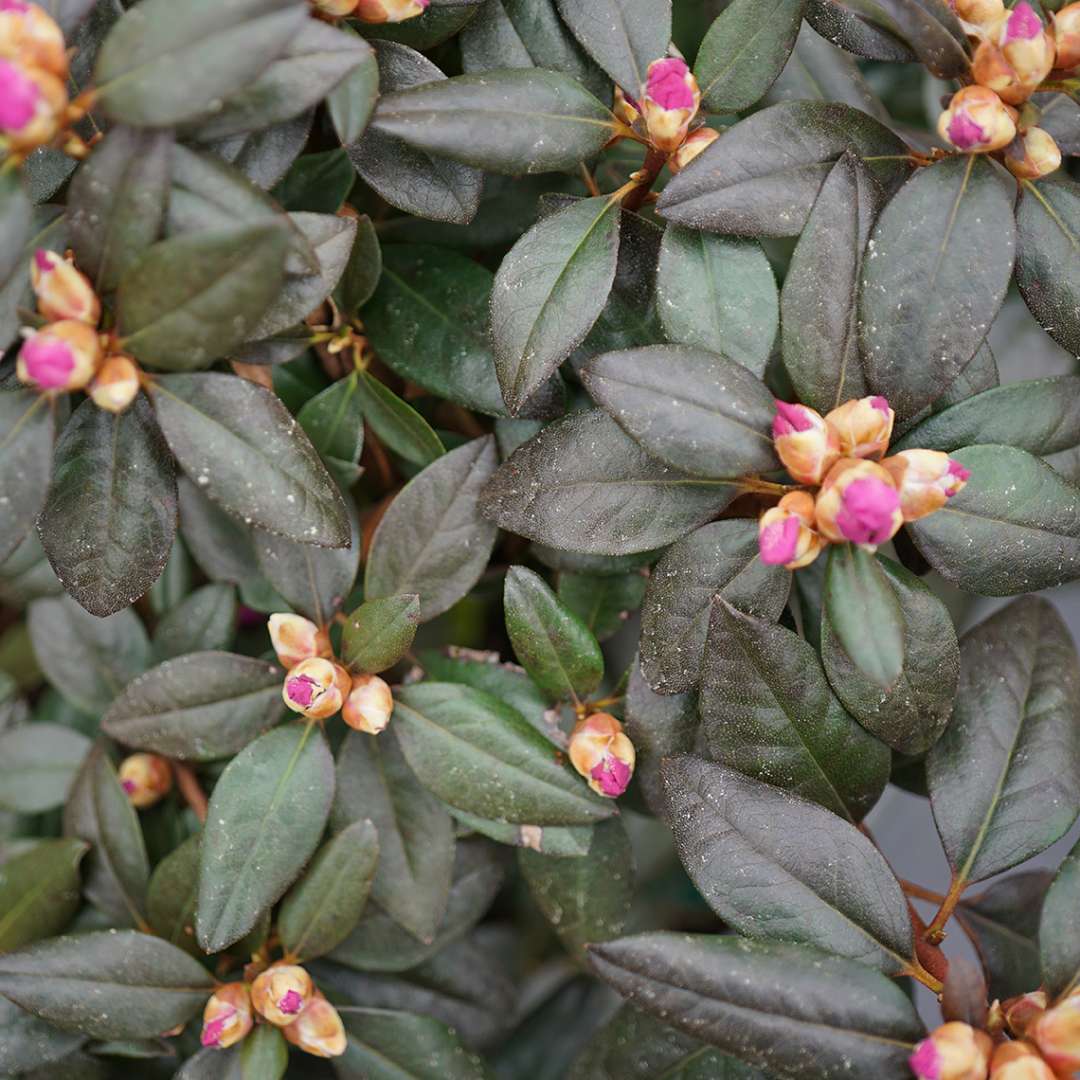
[282,657,348,720]
[951,0,1006,36]
[881,449,969,522]
[568,712,635,798]
[1002,991,1048,1038]
[352,0,429,23]
[1032,990,1080,1074]
[824,396,895,461]
[282,990,347,1058]
[16,320,102,392]
[669,126,720,173]
[200,983,253,1050]
[89,355,140,414]
[758,490,824,570]
[117,753,173,810]
[815,459,904,550]
[772,400,841,486]
[909,1022,993,1080]
[268,613,332,670]
[1054,2,1080,71]
[0,58,65,150]
[990,1041,1057,1080]
[937,85,1018,151]
[342,673,393,734]
[970,3,1057,105]
[641,57,701,153]
[1004,126,1062,179]
[251,964,314,1027]
[0,1,67,79]
[31,249,100,325]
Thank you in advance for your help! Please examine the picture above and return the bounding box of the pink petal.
[1004,1,1042,41]
[759,515,800,566]
[591,755,631,797]
[947,111,985,150]
[286,674,318,707]
[279,990,303,1015]
[0,60,38,132]
[20,336,74,389]
[646,58,694,110]
[772,400,814,437]
[836,477,900,545]
[908,1038,941,1080]
[870,396,890,416]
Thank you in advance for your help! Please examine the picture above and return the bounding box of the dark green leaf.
[588,933,923,1079]
[804,0,916,61]
[196,723,335,952]
[153,583,237,661]
[328,25,380,145]
[695,0,804,113]
[146,835,201,956]
[0,996,85,1076]
[202,112,313,191]
[448,806,593,856]
[557,571,646,642]
[554,0,670,92]
[0,392,54,565]
[0,724,90,813]
[360,1,483,48]
[582,344,778,479]
[296,372,365,490]
[356,370,445,468]
[1041,838,1080,998]
[862,0,969,77]
[0,931,213,1040]
[240,1024,287,1080]
[341,594,421,675]
[0,170,31,286]
[336,216,382,316]
[860,155,1015,422]
[365,436,498,621]
[152,372,349,548]
[177,476,261,586]
[394,683,614,825]
[928,596,1080,884]
[0,840,87,952]
[656,227,778,378]
[504,565,604,703]
[102,651,283,761]
[273,149,356,215]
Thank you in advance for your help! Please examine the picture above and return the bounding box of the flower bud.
[952,0,1005,35]
[200,983,253,1050]
[31,249,100,325]
[311,0,359,14]
[772,400,841,485]
[352,0,429,22]
[251,964,314,1027]
[16,320,102,392]
[282,657,348,720]
[999,3,1056,95]
[1004,126,1062,179]
[990,1041,1057,1080]
[89,355,140,414]
[568,712,636,798]
[282,990,347,1058]
[0,1,67,79]
[0,58,66,151]
[669,126,720,173]
[342,673,393,734]
[641,57,700,152]
[880,449,970,522]
[268,613,332,670]
[758,490,824,570]
[938,85,1018,151]
[613,86,641,126]
[117,753,173,810]
[1032,990,1080,1074]
[909,1022,993,1080]
[1002,991,1048,1038]
[815,458,904,549]
[1054,2,1080,71]
[824,396,895,460]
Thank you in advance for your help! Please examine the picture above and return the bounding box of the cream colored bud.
[342,673,393,734]
[282,990,347,1058]
[90,355,140,414]
[118,753,173,809]
[250,964,314,1027]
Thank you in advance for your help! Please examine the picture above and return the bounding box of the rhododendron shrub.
[1,0,1080,1077]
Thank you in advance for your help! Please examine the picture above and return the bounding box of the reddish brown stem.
[173,762,208,824]
[621,147,668,212]
[925,875,967,944]
[901,879,948,905]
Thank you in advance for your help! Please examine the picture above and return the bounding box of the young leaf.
[147,835,201,957]
[663,756,914,973]
[153,583,238,661]
[393,683,615,825]
[296,372,365,490]
[102,651,283,761]
[337,216,382,316]
[0,840,87,952]
[0,392,54,565]
[356,370,445,468]
[151,372,350,548]
[493,196,621,415]
[927,597,1080,884]
[328,25,380,145]
[278,819,379,961]
[239,1024,288,1080]
[557,571,646,643]
[0,724,90,814]
[504,565,604,703]
[0,931,213,1040]
[588,933,924,1079]
[341,594,421,675]
[196,723,335,952]
[1040,838,1080,999]
[365,436,498,621]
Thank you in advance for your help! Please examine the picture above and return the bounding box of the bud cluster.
[759,396,970,570]
[310,0,428,22]
[938,1,1064,178]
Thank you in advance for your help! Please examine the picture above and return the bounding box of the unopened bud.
[952,0,1006,35]
[641,57,700,153]
[990,1041,1057,1079]
[758,490,824,570]
[342,673,393,734]
[352,0,429,22]
[251,963,314,1027]
[0,1,67,79]
[0,58,66,152]
[268,613,332,670]
[613,86,641,126]
[815,458,904,550]
[1054,2,1080,70]
[881,449,969,522]
[1032,989,1080,1074]
[998,3,1056,96]
[31,249,100,325]
[282,990,347,1058]
[89,355,140,413]
[824,396,894,460]
[908,1021,993,1080]
[1002,991,1048,1038]
[1004,126,1062,178]
[669,126,720,173]
[117,753,172,810]
[200,983,253,1050]
[772,400,841,485]
[938,85,1018,151]
[282,657,349,720]
[16,320,102,392]
[568,712,635,798]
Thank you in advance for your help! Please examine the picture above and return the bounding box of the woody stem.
[621,147,668,212]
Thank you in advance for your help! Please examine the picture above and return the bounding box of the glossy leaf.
[153,583,237,661]
[341,594,421,675]
[356,370,445,468]
[274,146,356,215]
[554,0,670,92]
[328,25,380,145]
[240,1024,288,1080]
[147,835,201,957]
[337,215,382,315]
[0,840,87,952]
[1041,838,1080,998]
[557,570,646,642]
[0,392,54,566]
[296,372,365,490]
[0,723,91,813]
